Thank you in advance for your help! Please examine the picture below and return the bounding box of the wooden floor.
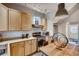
[39,43,79,56]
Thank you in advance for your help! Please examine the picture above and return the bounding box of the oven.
[32,32,46,47]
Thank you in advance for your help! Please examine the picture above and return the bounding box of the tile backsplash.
[0,31,27,38]
[0,28,46,39]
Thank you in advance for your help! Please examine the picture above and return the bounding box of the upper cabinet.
[21,13,32,31]
[0,4,8,31]
[0,4,47,31]
[31,39,37,53]
[9,8,21,31]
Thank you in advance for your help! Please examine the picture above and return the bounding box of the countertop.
[0,37,37,56]
[39,43,79,56]
[0,37,37,45]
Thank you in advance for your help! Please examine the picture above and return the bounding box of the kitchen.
[0,3,79,56]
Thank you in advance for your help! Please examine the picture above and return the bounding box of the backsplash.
[0,28,46,39]
[0,31,28,39]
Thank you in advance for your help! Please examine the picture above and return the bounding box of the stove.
[32,32,46,47]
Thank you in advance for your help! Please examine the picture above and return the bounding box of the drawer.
[10,41,24,47]
[10,42,19,47]
[18,41,24,47]
[25,40,32,45]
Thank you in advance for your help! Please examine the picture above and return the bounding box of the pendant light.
[55,3,68,17]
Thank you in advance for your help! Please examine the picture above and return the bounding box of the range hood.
[55,3,68,16]
[32,16,43,28]
[32,24,43,28]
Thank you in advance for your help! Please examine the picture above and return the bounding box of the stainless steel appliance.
[0,45,7,55]
[32,32,45,47]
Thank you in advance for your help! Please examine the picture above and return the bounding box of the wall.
[0,31,30,39]
[58,21,66,34]
[58,9,79,39]
[46,12,54,36]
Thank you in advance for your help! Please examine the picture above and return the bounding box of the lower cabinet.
[10,44,18,56]
[10,41,25,56]
[25,40,32,55]
[10,39,37,56]
[24,39,37,56]
[31,39,37,53]
[17,42,25,56]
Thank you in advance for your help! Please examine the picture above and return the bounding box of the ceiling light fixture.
[55,3,68,17]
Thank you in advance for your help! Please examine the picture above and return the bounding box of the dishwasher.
[0,45,7,55]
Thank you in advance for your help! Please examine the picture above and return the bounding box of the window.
[32,16,41,25]
[69,24,78,33]
[68,24,78,39]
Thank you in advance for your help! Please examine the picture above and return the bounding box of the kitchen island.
[0,37,37,56]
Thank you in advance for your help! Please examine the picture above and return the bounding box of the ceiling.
[2,3,78,23]
[20,3,77,23]
[26,3,76,14]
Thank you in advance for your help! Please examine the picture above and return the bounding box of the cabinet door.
[17,42,25,56]
[9,9,21,31]
[21,13,32,31]
[10,42,19,56]
[31,39,37,53]
[25,40,32,55]
[10,42,24,56]
[10,45,18,56]
[0,4,8,31]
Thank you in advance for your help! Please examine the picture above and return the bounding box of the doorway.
[53,23,58,33]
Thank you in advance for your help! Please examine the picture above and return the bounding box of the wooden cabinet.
[25,40,32,55]
[24,39,37,55]
[10,39,37,56]
[9,8,21,31]
[21,13,32,31]
[0,4,8,31]
[10,41,25,56]
[10,43,19,56]
[17,42,25,56]
[31,39,37,53]
[0,4,33,31]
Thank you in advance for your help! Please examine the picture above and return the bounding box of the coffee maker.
[22,34,29,38]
